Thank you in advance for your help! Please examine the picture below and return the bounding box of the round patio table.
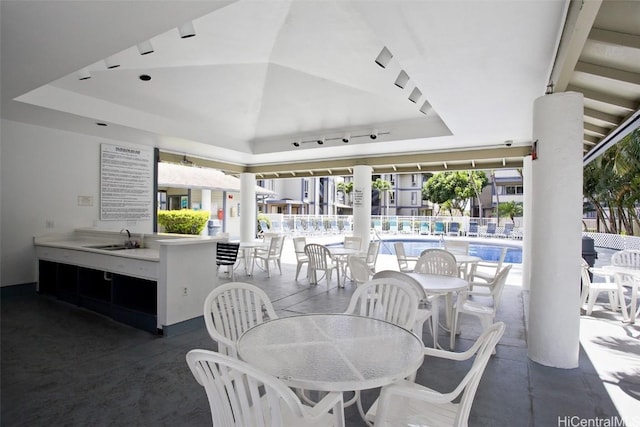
[237,313,424,423]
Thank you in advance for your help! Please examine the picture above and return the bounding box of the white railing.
[265,214,523,237]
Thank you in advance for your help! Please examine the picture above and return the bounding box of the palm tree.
[337,181,353,205]
[372,178,392,216]
[498,201,523,223]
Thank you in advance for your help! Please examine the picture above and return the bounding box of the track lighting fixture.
[370,129,378,140]
[408,87,422,103]
[342,133,350,143]
[137,40,154,55]
[394,70,409,89]
[77,68,91,80]
[104,57,120,69]
[374,46,393,68]
[178,21,196,38]
[419,100,433,115]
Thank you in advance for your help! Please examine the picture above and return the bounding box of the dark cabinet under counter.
[38,260,158,334]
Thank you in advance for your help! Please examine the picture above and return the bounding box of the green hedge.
[157,210,210,234]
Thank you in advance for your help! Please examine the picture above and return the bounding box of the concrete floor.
[2,236,638,426]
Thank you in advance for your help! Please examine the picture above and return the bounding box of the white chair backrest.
[394,242,411,271]
[305,243,333,269]
[344,236,362,251]
[372,270,426,300]
[488,265,512,313]
[348,255,372,285]
[344,278,419,329]
[186,349,344,426]
[445,240,469,255]
[611,250,640,268]
[293,236,307,257]
[365,240,381,265]
[204,282,278,358]
[415,249,458,277]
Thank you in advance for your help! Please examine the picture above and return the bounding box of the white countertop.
[34,229,223,262]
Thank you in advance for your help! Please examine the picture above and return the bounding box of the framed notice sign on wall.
[100,144,154,220]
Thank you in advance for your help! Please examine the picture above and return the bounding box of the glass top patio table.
[237,313,424,393]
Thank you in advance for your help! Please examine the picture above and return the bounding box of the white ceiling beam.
[575,61,640,86]
[584,108,620,126]
[548,0,602,92]
[584,123,609,136]
[568,85,636,110]
[589,28,640,50]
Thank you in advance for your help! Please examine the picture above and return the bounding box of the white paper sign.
[100,144,154,220]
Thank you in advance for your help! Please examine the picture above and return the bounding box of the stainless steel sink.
[84,244,130,251]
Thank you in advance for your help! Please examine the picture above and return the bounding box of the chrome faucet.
[121,229,135,248]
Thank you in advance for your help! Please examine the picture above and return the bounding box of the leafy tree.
[498,201,523,223]
[337,181,353,204]
[422,171,488,215]
[583,128,640,235]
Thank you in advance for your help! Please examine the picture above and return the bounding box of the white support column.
[522,156,532,290]
[240,173,257,242]
[528,92,583,368]
[201,189,212,236]
[353,165,372,250]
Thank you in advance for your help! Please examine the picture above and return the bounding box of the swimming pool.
[377,239,523,263]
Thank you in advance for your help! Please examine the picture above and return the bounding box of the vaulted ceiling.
[2,1,638,178]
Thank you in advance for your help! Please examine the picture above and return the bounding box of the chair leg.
[296,262,302,280]
[587,290,598,315]
[449,309,458,350]
[608,291,618,312]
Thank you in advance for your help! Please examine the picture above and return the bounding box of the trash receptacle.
[582,236,597,280]
[208,219,221,236]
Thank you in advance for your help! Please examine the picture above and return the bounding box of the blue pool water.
[377,239,523,263]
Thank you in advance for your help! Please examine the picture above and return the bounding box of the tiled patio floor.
[1,235,638,426]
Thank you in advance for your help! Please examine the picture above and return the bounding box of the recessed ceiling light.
[139,74,152,81]
[96,122,107,126]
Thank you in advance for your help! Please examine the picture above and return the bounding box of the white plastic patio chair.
[203,282,278,358]
[343,236,362,251]
[450,265,511,351]
[581,258,619,315]
[359,240,380,272]
[444,240,469,255]
[373,270,437,347]
[186,349,345,427]
[347,255,372,286]
[469,247,508,287]
[305,243,339,291]
[293,236,309,281]
[365,322,505,427]
[394,242,417,272]
[344,277,420,330]
[611,249,640,268]
[416,249,459,277]
[252,235,284,277]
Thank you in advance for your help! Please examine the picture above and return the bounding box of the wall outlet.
[183,287,188,296]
